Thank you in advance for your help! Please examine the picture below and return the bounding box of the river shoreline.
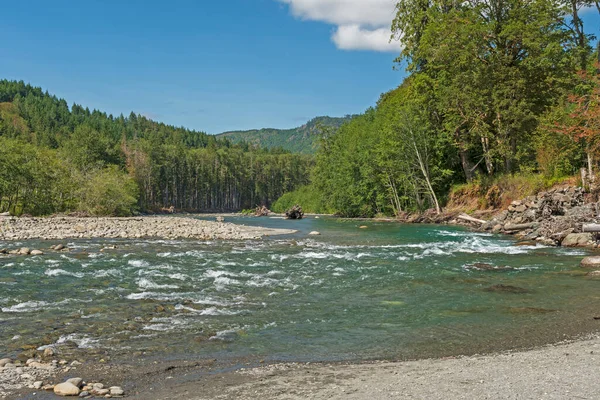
[0,215,297,242]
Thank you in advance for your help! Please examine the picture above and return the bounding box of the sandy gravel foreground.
[146,334,600,400]
[0,215,296,241]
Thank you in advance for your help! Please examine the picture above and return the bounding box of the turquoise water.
[0,217,598,364]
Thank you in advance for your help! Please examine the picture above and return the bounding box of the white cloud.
[333,25,400,52]
[278,0,400,52]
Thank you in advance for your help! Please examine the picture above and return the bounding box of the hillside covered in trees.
[298,0,600,217]
[0,80,313,216]
[216,115,355,154]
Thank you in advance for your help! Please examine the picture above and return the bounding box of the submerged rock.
[309,231,321,236]
[581,256,600,268]
[484,284,530,294]
[466,263,514,272]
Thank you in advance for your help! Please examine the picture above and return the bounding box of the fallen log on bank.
[457,214,486,225]
[582,224,600,233]
[504,222,538,231]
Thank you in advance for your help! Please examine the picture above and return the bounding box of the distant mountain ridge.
[216,115,356,154]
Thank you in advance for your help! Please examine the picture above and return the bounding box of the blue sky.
[1,1,598,134]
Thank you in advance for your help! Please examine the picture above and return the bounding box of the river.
[0,216,597,366]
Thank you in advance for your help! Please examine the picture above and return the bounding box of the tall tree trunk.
[411,137,441,214]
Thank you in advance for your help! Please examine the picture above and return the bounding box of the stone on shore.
[33,381,43,389]
[580,256,600,268]
[109,386,124,396]
[54,382,80,396]
[562,233,593,247]
[66,377,83,388]
[0,358,11,367]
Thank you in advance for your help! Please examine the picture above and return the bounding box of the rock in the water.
[79,391,89,397]
[30,249,44,255]
[55,244,66,251]
[484,284,530,294]
[308,231,321,236]
[586,270,600,278]
[359,226,368,229]
[562,233,594,247]
[581,256,600,268]
[66,377,83,388]
[43,348,55,357]
[54,382,80,396]
[18,247,31,255]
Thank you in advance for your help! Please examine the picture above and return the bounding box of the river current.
[1,217,598,365]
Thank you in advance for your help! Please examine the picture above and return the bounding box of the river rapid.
[0,216,598,367]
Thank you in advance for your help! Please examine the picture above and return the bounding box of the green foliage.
[312,1,598,217]
[271,185,332,214]
[76,166,139,216]
[0,80,313,215]
[217,116,356,154]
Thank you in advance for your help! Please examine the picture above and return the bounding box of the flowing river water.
[1,217,599,367]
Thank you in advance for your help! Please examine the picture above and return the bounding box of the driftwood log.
[285,205,304,220]
[457,214,486,225]
[255,205,271,217]
[504,222,539,231]
[583,224,600,233]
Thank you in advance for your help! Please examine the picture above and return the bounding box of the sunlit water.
[1,217,598,364]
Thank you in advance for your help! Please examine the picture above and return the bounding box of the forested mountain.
[0,80,312,216]
[306,0,600,217]
[216,115,355,154]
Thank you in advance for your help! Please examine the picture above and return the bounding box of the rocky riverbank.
[0,355,125,398]
[0,215,297,241]
[478,186,600,247]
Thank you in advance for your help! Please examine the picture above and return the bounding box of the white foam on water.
[38,333,99,350]
[200,307,242,316]
[246,276,281,288]
[45,259,60,265]
[216,260,239,267]
[214,276,240,288]
[209,328,238,341]
[143,317,188,331]
[435,230,493,238]
[128,259,149,268]
[137,278,179,290]
[45,268,85,278]
[168,273,189,281]
[94,268,123,278]
[88,253,103,259]
[204,269,238,279]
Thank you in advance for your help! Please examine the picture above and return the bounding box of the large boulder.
[561,233,594,247]
[53,382,80,396]
[580,256,600,268]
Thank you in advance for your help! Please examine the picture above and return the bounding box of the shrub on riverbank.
[271,185,332,214]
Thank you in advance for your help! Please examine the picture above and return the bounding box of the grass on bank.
[447,173,577,212]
